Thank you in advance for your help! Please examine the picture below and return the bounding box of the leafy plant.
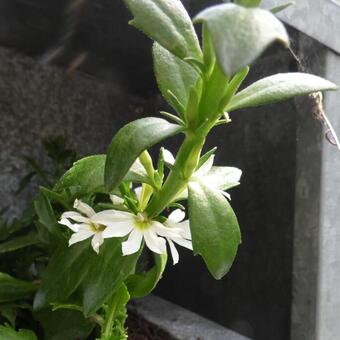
[0,1,337,339]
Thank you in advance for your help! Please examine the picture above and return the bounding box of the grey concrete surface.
[130,295,250,340]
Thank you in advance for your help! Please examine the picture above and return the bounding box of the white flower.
[101,208,192,264]
[163,149,242,200]
[59,199,115,254]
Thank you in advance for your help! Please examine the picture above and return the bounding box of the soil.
[127,311,173,340]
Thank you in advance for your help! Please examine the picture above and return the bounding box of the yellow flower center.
[90,223,105,232]
[133,213,151,231]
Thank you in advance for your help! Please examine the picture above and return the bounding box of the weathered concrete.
[130,295,250,340]
[0,47,148,217]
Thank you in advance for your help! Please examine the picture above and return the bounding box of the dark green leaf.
[123,0,202,61]
[0,232,40,254]
[188,181,241,279]
[0,273,37,303]
[227,72,338,111]
[126,254,167,298]
[105,118,182,191]
[34,309,94,340]
[194,4,289,76]
[54,155,106,196]
[81,238,140,316]
[0,325,37,340]
[235,0,261,7]
[153,42,199,114]
[33,242,90,311]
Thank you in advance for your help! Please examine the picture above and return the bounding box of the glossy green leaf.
[105,118,183,191]
[54,155,106,196]
[227,73,338,111]
[235,0,261,7]
[0,273,37,303]
[124,0,202,61]
[0,232,39,254]
[34,309,94,340]
[0,325,37,340]
[81,238,140,316]
[194,4,289,76]
[33,242,90,311]
[188,181,241,279]
[153,42,199,114]
[126,253,167,298]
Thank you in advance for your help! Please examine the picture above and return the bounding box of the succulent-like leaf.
[153,42,199,114]
[188,181,241,279]
[194,4,289,76]
[105,118,183,192]
[227,73,338,111]
[0,325,37,340]
[0,233,39,254]
[235,0,261,7]
[123,0,202,61]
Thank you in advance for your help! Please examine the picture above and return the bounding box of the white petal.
[167,239,179,265]
[143,229,166,254]
[172,237,193,250]
[167,209,185,224]
[91,232,104,254]
[134,186,143,201]
[102,222,134,238]
[221,191,231,200]
[73,199,96,218]
[121,229,143,255]
[58,218,80,232]
[91,210,133,225]
[194,155,215,177]
[110,194,125,205]
[163,149,175,165]
[152,221,183,239]
[176,220,191,240]
[68,230,94,246]
[61,211,90,224]
[130,158,147,174]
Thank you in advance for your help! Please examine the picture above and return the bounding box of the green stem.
[102,293,122,338]
[146,133,205,217]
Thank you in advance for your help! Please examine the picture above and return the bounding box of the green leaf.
[34,309,94,340]
[270,1,295,14]
[54,155,106,196]
[0,273,37,303]
[0,232,39,254]
[0,325,37,340]
[123,0,202,61]
[188,181,241,279]
[194,4,289,76]
[227,73,338,111]
[34,194,63,246]
[235,0,261,7]
[81,238,140,316]
[153,42,199,114]
[105,118,183,192]
[33,242,90,311]
[126,253,167,298]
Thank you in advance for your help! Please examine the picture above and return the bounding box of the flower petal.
[68,230,94,246]
[122,229,143,255]
[163,149,175,165]
[91,232,104,254]
[91,210,133,225]
[221,190,231,200]
[194,155,215,178]
[167,239,179,265]
[176,220,191,240]
[61,211,90,224]
[73,199,96,218]
[152,221,183,239]
[172,237,193,250]
[58,218,80,232]
[143,229,166,254]
[134,186,143,201]
[110,194,125,205]
[102,221,134,238]
[167,209,185,224]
